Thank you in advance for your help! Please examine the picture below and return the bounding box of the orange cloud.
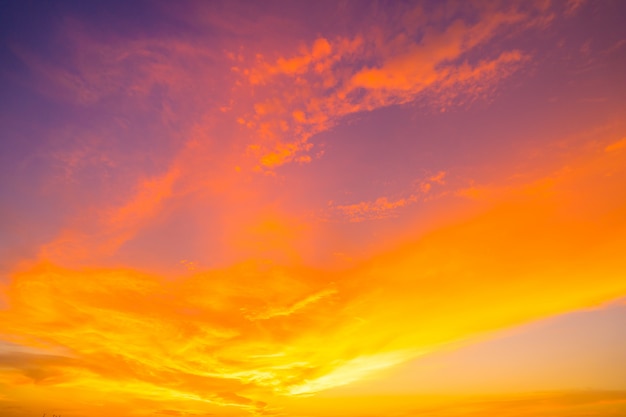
[330,172,447,222]
[107,168,180,229]
[333,195,418,223]
[605,137,626,152]
[38,166,181,265]
[248,37,334,82]
[236,4,542,170]
[3,138,626,415]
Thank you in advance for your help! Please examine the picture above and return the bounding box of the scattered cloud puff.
[334,195,419,223]
[232,2,548,170]
[330,171,446,222]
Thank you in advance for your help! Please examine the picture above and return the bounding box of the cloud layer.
[1,0,626,416]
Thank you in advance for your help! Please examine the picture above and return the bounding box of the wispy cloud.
[330,171,446,222]
[3,138,626,414]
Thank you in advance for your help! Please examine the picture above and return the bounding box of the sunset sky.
[1,1,626,416]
